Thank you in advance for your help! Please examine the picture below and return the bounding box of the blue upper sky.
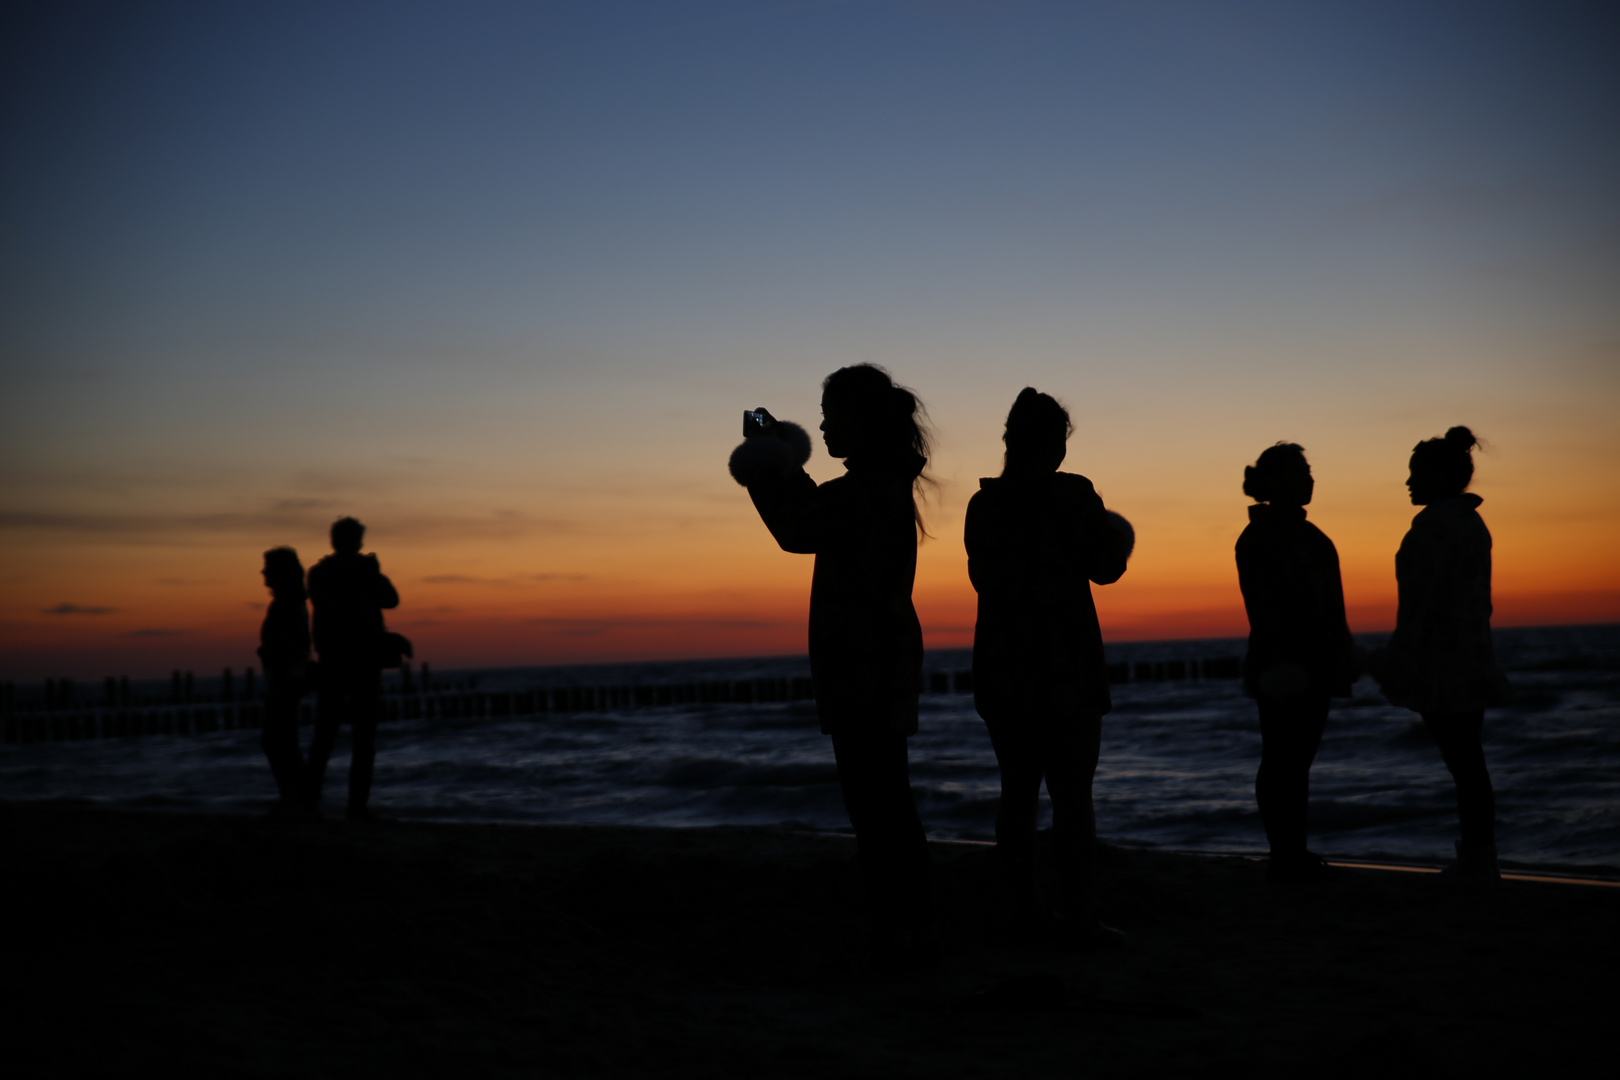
[2,1,1617,672]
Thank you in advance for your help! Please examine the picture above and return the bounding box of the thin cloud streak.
[44,603,116,615]
[525,616,794,638]
[0,509,578,543]
[421,573,589,585]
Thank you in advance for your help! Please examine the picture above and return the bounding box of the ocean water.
[4,625,1617,869]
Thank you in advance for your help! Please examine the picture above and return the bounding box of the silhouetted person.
[1235,443,1358,881]
[257,546,311,814]
[729,364,934,969]
[305,517,399,819]
[1369,427,1510,882]
[965,388,1132,946]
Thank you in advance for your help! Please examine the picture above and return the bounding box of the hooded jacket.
[966,471,1128,722]
[747,453,925,736]
[1378,494,1510,713]
[1235,504,1357,699]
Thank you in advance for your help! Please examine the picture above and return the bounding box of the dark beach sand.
[6,803,1614,1078]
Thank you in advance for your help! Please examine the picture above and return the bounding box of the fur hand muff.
[773,421,812,467]
[1106,511,1135,561]
[728,420,812,486]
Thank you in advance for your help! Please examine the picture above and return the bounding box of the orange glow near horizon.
[4,431,1617,681]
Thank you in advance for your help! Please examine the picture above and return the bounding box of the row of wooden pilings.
[1,663,446,714]
[2,656,1243,745]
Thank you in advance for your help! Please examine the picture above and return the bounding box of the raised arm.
[748,467,824,554]
[729,419,822,554]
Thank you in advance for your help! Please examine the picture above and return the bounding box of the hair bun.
[1443,426,1478,451]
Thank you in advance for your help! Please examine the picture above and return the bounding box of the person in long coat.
[1369,426,1510,881]
[965,387,1131,945]
[728,363,933,968]
[257,546,311,813]
[1235,443,1358,881]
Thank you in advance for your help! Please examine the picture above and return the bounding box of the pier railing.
[1,655,1243,746]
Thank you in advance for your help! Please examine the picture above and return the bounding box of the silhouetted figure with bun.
[305,517,399,820]
[1235,443,1358,881]
[965,388,1132,946]
[1369,427,1510,882]
[729,364,935,969]
[257,546,311,814]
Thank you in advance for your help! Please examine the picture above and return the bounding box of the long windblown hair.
[821,363,933,533]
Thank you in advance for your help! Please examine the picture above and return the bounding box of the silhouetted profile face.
[1272,464,1314,508]
[261,546,304,596]
[1406,428,1477,505]
[1406,459,1447,506]
[331,517,365,553]
[820,394,858,459]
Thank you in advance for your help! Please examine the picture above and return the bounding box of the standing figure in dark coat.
[1235,443,1358,881]
[965,388,1131,946]
[728,364,934,968]
[257,546,311,813]
[1368,427,1510,882]
[305,517,399,819]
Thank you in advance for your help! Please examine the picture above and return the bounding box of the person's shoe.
[1440,840,1500,886]
[1266,851,1343,883]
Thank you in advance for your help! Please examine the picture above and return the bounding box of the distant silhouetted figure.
[306,517,399,819]
[965,388,1132,947]
[257,546,311,813]
[1368,427,1510,882]
[729,364,935,969]
[1235,443,1358,882]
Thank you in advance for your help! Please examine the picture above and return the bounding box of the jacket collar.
[1248,503,1307,523]
[1415,492,1483,521]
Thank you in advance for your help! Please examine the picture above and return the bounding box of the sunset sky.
[3,1,1617,680]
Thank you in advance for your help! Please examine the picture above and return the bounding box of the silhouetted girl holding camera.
[1369,427,1509,882]
[729,364,934,968]
[965,388,1132,946]
[258,546,311,814]
[1235,443,1358,881]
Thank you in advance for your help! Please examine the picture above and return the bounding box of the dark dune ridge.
[6,803,1614,1077]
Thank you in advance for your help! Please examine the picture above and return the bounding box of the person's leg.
[1422,709,1495,851]
[304,670,343,810]
[985,720,1044,915]
[1041,712,1102,920]
[1255,694,1330,860]
[345,667,382,812]
[830,728,931,944]
[260,684,306,805]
